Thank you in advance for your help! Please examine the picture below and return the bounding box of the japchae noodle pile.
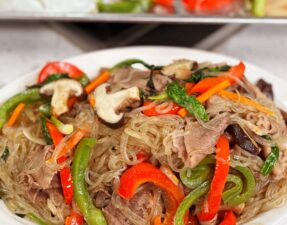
[0,58,286,225]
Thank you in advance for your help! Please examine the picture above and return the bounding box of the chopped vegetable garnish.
[51,116,74,135]
[88,93,96,107]
[219,211,237,225]
[0,88,41,129]
[224,166,255,206]
[46,121,64,146]
[72,138,107,225]
[197,80,231,103]
[7,103,25,127]
[60,166,73,205]
[118,162,185,225]
[112,58,162,70]
[167,82,209,121]
[198,136,230,221]
[261,145,280,176]
[143,100,180,116]
[218,90,274,116]
[85,71,110,94]
[41,117,53,145]
[38,62,85,83]
[174,181,210,225]
[56,128,87,160]
[65,210,84,225]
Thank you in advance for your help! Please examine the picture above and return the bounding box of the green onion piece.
[51,116,74,135]
[39,103,51,117]
[26,213,48,225]
[261,145,279,176]
[148,92,168,101]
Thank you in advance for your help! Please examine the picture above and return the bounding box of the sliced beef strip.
[256,79,274,100]
[182,114,229,168]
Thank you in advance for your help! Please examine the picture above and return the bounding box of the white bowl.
[1,46,286,225]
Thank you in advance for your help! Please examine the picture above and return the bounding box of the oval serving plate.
[0,46,287,225]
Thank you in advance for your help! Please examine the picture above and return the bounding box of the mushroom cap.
[40,78,83,116]
[161,59,195,80]
[93,83,140,125]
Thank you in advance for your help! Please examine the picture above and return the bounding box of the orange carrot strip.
[218,90,274,116]
[197,80,231,103]
[177,108,188,118]
[57,129,87,160]
[85,70,110,94]
[88,94,96,107]
[185,82,195,95]
[154,216,162,225]
[7,103,25,126]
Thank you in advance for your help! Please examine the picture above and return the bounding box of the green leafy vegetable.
[187,65,230,83]
[76,74,90,87]
[28,74,69,89]
[261,145,280,176]
[112,58,162,70]
[167,82,209,121]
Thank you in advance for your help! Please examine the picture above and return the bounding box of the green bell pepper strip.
[252,0,266,17]
[112,58,162,70]
[148,92,168,101]
[41,117,53,145]
[72,138,107,225]
[26,213,48,225]
[180,156,215,189]
[225,166,255,206]
[0,88,41,129]
[180,165,211,189]
[261,145,279,176]
[222,174,243,204]
[174,181,210,225]
[167,82,209,122]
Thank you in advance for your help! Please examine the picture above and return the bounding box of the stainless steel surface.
[0,12,287,24]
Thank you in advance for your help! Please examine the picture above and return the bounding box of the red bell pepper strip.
[60,167,74,205]
[46,121,64,146]
[65,210,84,225]
[143,101,181,116]
[219,211,237,225]
[45,122,74,206]
[38,62,85,83]
[118,162,185,225]
[191,62,245,93]
[197,136,230,222]
[182,0,234,12]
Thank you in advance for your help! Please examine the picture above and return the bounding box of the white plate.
[0,46,287,225]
